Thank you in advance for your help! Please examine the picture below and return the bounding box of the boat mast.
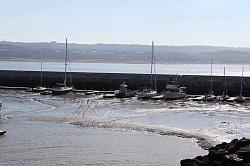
[40,60,43,85]
[64,38,68,87]
[153,41,157,91]
[150,41,154,87]
[210,59,213,92]
[223,66,227,96]
[240,67,244,95]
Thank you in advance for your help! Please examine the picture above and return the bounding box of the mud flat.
[0,89,207,166]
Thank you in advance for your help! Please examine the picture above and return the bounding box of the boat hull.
[31,87,46,92]
[163,92,186,100]
[137,91,157,99]
[116,91,136,98]
[52,87,72,95]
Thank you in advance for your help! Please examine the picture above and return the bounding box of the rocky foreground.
[181,138,250,166]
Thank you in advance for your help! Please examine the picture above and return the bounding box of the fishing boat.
[163,76,186,100]
[202,59,217,101]
[219,67,229,101]
[234,67,245,103]
[137,41,157,99]
[52,39,72,95]
[115,82,136,98]
[32,61,46,92]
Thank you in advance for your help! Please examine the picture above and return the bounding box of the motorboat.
[137,88,157,99]
[115,82,136,98]
[163,77,186,100]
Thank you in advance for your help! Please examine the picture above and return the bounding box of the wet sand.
[0,90,207,166]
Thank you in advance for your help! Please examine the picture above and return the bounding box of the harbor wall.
[0,70,248,96]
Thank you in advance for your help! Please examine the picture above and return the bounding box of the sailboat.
[137,41,157,99]
[32,60,47,92]
[202,59,217,101]
[219,67,229,101]
[234,67,245,103]
[52,38,73,95]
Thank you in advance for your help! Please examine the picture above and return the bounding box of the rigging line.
[153,42,157,91]
[64,38,68,86]
[68,51,73,86]
[240,67,244,95]
[150,41,154,87]
[210,58,213,92]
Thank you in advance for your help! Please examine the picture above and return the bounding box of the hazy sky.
[1,0,250,46]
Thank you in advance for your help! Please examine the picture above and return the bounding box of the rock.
[181,138,250,166]
[180,159,210,166]
[0,130,6,135]
[225,154,243,162]
[236,145,250,161]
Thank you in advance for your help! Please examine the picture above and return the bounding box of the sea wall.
[0,70,249,96]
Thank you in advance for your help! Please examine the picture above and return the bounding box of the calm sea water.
[0,61,249,76]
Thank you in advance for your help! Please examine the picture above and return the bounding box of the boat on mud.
[234,67,245,103]
[115,82,136,98]
[163,76,186,100]
[137,41,157,99]
[202,59,217,101]
[52,39,73,95]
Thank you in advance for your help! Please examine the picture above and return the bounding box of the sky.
[1,0,250,47]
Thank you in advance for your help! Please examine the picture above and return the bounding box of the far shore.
[0,59,250,65]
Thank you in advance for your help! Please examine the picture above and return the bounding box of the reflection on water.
[1,90,250,165]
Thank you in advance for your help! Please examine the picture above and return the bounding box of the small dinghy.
[40,90,52,95]
[151,95,164,100]
[85,91,100,95]
[103,94,116,98]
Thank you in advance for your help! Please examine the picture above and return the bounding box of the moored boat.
[234,67,245,103]
[32,86,47,92]
[137,88,157,99]
[137,41,158,99]
[202,59,217,101]
[115,82,136,98]
[52,86,72,95]
[202,90,217,101]
[163,76,186,100]
[219,67,230,101]
[52,38,73,95]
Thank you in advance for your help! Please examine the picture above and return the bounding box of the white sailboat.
[219,67,229,101]
[137,41,157,99]
[52,38,72,95]
[234,67,245,103]
[32,60,47,92]
[202,59,217,101]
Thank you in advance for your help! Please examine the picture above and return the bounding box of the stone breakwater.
[181,138,250,166]
[0,70,250,96]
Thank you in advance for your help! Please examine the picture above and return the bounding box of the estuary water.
[0,61,249,76]
[1,90,250,165]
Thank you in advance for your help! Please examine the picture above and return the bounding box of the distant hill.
[1,41,250,64]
